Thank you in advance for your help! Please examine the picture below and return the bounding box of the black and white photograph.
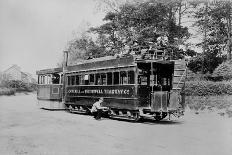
[0,0,232,154]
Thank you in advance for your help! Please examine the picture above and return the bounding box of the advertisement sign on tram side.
[66,85,135,98]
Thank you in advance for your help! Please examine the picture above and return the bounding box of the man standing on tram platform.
[91,97,108,120]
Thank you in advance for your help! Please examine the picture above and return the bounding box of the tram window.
[128,71,135,84]
[48,75,52,84]
[162,77,170,86]
[107,72,112,85]
[67,76,71,85]
[61,75,63,84]
[138,75,148,85]
[101,74,106,85]
[52,74,60,84]
[81,75,85,85]
[38,76,41,84]
[41,76,44,84]
[89,74,94,85]
[40,76,42,84]
[75,75,80,85]
[71,76,75,85]
[84,74,89,85]
[95,74,101,85]
[120,71,127,85]
[45,76,47,84]
[113,72,119,85]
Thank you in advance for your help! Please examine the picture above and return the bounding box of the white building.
[3,65,36,83]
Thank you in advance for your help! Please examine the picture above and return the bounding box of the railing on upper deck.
[127,45,168,61]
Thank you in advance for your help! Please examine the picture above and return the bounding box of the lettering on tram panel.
[66,86,134,98]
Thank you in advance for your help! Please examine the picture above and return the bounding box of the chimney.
[63,51,69,68]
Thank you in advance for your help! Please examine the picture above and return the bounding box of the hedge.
[185,80,232,96]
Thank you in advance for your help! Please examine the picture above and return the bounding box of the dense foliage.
[185,80,232,96]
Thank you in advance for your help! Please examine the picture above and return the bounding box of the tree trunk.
[227,6,231,60]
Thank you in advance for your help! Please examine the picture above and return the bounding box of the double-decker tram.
[36,46,186,121]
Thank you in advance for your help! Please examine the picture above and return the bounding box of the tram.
[36,46,187,121]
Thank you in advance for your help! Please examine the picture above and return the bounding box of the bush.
[185,80,232,96]
[0,80,36,92]
[213,60,232,80]
[188,52,224,74]
[0,87,16,96]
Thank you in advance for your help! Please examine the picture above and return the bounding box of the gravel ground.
[0,93,232,155]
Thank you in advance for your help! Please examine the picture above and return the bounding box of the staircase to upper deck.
[168,60,187,110]
[172,60,187,91]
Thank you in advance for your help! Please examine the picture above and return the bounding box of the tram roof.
[36,54,184,75]
[67,55,135,72]
[36,67,62,75]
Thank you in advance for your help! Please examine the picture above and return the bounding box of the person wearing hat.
[91,97,108,120]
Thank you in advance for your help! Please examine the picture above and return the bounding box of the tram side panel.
[65,85,139,111]
[37,84,65,110]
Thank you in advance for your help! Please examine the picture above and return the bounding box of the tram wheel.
[154,113,167,121]
[132,112,140,122]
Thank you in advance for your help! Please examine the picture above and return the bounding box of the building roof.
[4,64,21,73]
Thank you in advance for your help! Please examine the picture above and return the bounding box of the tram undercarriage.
[65,100,184,122]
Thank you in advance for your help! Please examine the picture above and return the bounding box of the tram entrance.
[137,61,174,112]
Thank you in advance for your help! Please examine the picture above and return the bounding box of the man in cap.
[91,97,108,120]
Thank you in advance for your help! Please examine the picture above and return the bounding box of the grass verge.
[186,95,232,117]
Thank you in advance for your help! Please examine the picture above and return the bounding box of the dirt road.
[0,93,231,155]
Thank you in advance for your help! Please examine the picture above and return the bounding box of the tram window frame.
[113,72,119,85]
[120,71,127,85]
[128,71,135,84]
[107,72,112,85]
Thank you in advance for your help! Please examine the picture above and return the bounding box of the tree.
[192,0,232,60]
[91,0,190,51]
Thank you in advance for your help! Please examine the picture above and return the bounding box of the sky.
[0,0,105,77]
[0,0,202,78]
